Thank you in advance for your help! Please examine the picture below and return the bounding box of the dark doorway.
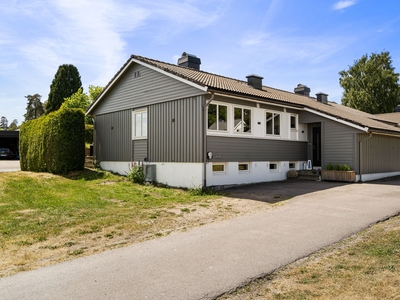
[312,126,321,167]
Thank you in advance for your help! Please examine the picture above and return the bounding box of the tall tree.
[24,94,45,121]
[339,51,400,114]
[46,64,82,114]
[8,119,18,131]
[0,116,8,130]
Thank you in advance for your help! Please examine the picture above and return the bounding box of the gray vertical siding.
[207,136,307,162]
[299,111,362,169]
[92,64,206,115]
[148,96,204,163]
[324,121,359,169]
[359,133,400,174]
[133,139,147,161]
[94,110,132,161]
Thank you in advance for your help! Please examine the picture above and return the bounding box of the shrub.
[127,166,145,184]
[19,108,85,174]
[287,170,299,179]
[325,163,352,171]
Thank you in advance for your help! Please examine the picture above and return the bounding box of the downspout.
[203,92,214,188]
[358,132,372,182]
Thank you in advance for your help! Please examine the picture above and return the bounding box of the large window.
[234,107,251,133]
[133,110,147,139]
[266,112,280,135]
[208,104,227,131]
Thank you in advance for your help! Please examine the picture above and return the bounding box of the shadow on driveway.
[224,176,400,204]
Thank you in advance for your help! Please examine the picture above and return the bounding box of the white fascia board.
[304,107,369,132]
[87,58,208,115]
[131,58,208,93]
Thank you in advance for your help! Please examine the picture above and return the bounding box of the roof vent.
[316,92,328,104]
[177,52,201,70]
[395,105,400,112]
[294,84,310,97]
[246,74,263,90]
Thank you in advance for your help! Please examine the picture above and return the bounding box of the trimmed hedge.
[20,108,85,174]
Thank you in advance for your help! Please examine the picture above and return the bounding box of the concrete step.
[297,170,320,181]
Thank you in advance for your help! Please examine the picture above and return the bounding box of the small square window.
[269,163,278,170]
[289,162,296,169]
[238,163,249,172]
[212,164,225,173]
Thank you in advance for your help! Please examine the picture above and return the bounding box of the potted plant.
[321,163,356,182]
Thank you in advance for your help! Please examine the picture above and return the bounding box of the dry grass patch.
[219,215,400,300]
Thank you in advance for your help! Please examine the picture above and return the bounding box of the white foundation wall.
[356,171,400,182]
[154,163,203,188]
[206,161,306,187]
[100,161,132,176]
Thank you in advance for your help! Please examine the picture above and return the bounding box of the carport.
[0,131,19,156]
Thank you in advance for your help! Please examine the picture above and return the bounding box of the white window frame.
[132,109,147,140]
[290,115,298,130]
[269,162,279,172]
[207,103,228,132]
[266,111,281,136]
[289,162,296,169]
[212,163,226,174]
[238,162,250,173]
[233,106,252,134]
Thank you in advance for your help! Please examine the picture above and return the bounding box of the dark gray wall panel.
[207,136,307,162]
[359,133,400,174]
[133,139,147,161]
[148,96,204,163]
[93,64,205,115]
[94,110,132,161]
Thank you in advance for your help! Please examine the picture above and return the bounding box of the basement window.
[238,163,250,172]
[269,162,278,171]
[212,163,226,173]
[289,162,296,169]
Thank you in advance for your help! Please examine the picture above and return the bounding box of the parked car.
[0,148,15,160]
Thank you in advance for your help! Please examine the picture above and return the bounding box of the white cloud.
[333,1,357,10]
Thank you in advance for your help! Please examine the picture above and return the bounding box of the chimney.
[246,74,263,90]
[316,92,328,104]
[294,84,310,97]
[177,52,201,70]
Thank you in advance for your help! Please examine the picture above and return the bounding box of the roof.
[373,112,400,125]
[88,54,400,136]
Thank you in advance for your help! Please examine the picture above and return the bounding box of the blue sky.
[1,0,400,124]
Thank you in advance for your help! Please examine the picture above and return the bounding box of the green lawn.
[0,169,220,276]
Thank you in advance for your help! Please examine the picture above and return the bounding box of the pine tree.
[46,64,82,113]
[24,94,45,121]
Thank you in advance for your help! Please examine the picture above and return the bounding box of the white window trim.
[233,106,252,135]
[269,162,279,172]
[290,114,298,130]
[238,162,250,173]
[207,102,229,133]
[132,109,147,140]
[212,163,226,174]
[266,111,281,137]
[289,162,296,169]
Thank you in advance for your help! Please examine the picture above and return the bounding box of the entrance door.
[312,126,321,167]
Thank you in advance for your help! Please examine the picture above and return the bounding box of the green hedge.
[20,108,85,174]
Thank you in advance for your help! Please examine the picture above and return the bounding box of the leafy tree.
[339,51,400,114]
[8,119,18,131]
[0,116,8,130]
[24,94,45,121]
[46,64,82,113]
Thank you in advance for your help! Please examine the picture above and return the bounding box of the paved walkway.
[1,177,400,300]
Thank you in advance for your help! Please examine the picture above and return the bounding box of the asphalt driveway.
[1,177,400,300]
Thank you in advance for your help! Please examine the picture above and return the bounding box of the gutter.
[358,133,373,182]
[203,92,214,188]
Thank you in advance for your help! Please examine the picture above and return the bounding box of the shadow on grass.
[62,168,111,181]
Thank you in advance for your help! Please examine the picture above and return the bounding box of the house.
[86,53,400,188]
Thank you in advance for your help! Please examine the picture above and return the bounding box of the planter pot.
[321,170,356,182]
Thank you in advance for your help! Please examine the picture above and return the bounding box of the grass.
[219,214,400,299]
[0,169,220,276]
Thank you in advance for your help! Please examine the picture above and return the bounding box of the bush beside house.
[20,108,85,174]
